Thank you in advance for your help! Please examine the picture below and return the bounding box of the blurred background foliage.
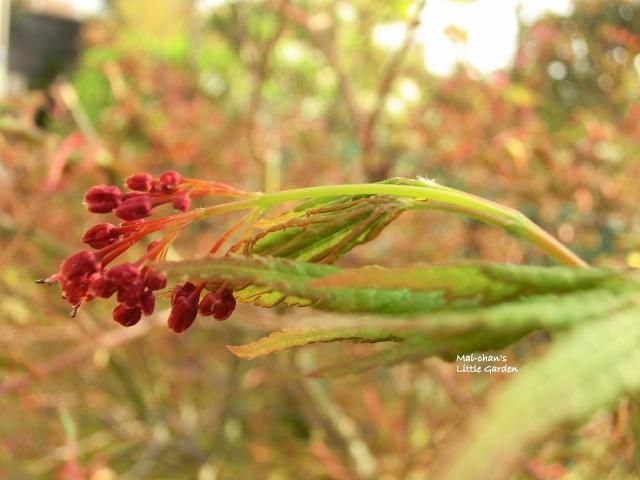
[1,0,640,478]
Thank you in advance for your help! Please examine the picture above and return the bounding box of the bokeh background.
[1,0,639,478]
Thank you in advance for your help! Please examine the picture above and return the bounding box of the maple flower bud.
[112,304,142,327]
[198,291,221,316]
[168,295,199,333]
[145,270,167,290]
[158,170,181,192]
[115,196,153,221]
[90,274,117,298]
[172,194,191,212]
[120,191,148,202]
[56,250,101,305]
[105,263,140,285]
[213,289,236,321]
[82,223,120,249]
[117,278,145,307]
[85,185,122,213]
[149,179,163,193]
[140,290,155,315]
[171,282,197,304]
[60,250,100,280]
[59,275,92,306]
[125,173,153,192]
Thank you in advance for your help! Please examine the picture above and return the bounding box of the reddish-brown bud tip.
[105,263,140,285]
[117,279,145,307]
[168,295,198,333]
[198,291,221,316]
[85,185,122,213]
[125,173,153,192]
[159,170,181,193]
[140,290,156,315]
[59,276,91,306]
[60,250,100,279]
[149,179,163,193]
[112,304,142,327]
[171,282,197,305]
[145,270,167,290]
[213,289,236,321]
[57,251,101,305]
[82,223,119,249]
[115,196,153,221]
[90,274,118,298]
[172,194,191,212]
[198,289,236,320]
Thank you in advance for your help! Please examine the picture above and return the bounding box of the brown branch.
[268,0,366,137]
[360,0,427,179]
[265,0,427,180]
[246,0,289,175]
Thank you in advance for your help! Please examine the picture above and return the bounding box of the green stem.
[196,183,587,268]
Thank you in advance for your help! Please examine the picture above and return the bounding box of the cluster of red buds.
[40,171,246,333]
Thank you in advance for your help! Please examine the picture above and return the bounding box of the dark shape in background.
[9,8,81,89]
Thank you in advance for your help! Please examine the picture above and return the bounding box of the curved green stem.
[195,182,587,268]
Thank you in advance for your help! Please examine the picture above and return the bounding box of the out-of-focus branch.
[264,0,427,181]
[361,0,427,180]
[268,0,365,138]
[247,0,289,192]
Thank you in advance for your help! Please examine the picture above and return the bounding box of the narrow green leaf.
[227,326,410,359]
[158,256,630,314]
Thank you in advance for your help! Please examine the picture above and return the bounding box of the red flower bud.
[57,251,101,305]
[213,289,236,321]
[117,278,145,307]
[145,270,167,290]
[125,173,153,192]
[60,275,91,305]
[149,179,163,193]
[60,250,100,280]
[167,295,198,333]
[90,274,117,298]
[85,185,122,213]
[140,290,155,315]
[159,170,181,192]
[105,263,140,285]
[171,282,197,305]
[172,194,191,212]
[115,196,153,221]
[82,223,119,249]
[198,289,236,320]
[112,304,142,327]
[120,191,147,202]
[198,291,221,316]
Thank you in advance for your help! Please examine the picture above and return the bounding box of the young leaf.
[158,255,628,314]
[429,307,640,480]
[237,195,407,263]
[227,326,411,360]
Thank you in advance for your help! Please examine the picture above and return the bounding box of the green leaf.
[158,255,628,314]
[407,288,638,338]
[229,189,409,305]
[227,325,410,360]
[241,195,406,263]
[429,307,640,480]
[230,288,635,366]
